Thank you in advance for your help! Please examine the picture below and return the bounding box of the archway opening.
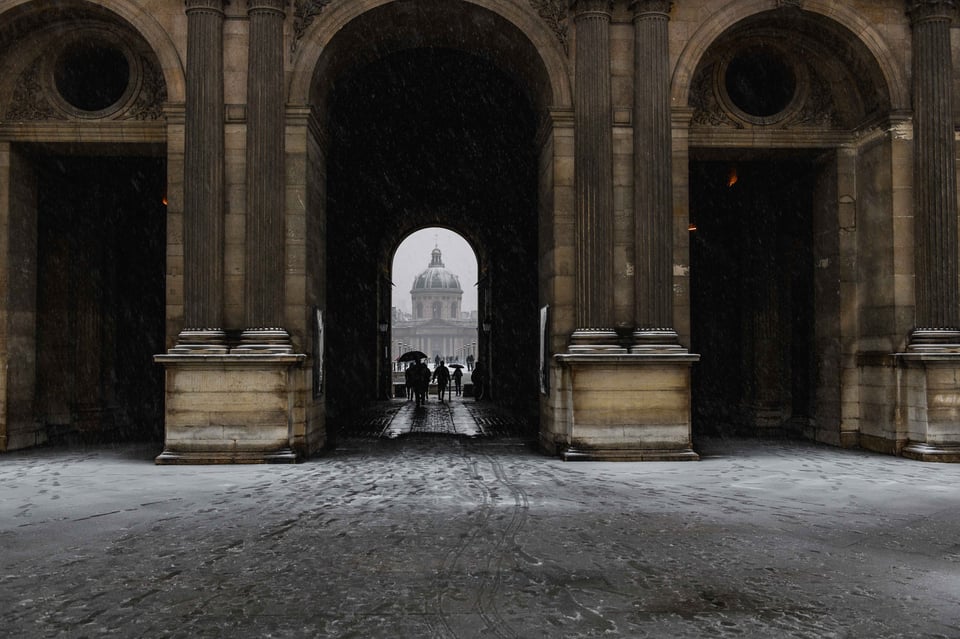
[391,226,478,359]
[322,47,539,430]
[690,155,838,439]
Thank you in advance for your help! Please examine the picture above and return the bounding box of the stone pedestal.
[553,353,699,461]
[154,354,305,464]
[897,350,960,462]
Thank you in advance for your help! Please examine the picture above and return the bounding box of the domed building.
[411,247,463,321]
[393,246,477,366]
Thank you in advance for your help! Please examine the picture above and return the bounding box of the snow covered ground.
[2,419,960,638]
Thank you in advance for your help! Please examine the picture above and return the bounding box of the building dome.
[411,247,463,294]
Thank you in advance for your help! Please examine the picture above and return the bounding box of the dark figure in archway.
[452,366,463,396]
[472,360,486,400]
[432,361,450,402]
[466,354,474,371]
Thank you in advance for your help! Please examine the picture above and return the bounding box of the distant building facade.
[1,0,959,463]
[392,247,478,364]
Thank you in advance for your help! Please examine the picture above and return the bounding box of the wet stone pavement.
[2,398,960,638]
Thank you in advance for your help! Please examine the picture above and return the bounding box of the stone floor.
[3,397,960,638]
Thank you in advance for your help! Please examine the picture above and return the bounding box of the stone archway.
[288,1,566,441]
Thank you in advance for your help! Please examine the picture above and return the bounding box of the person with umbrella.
[397,350,430,406]
[432,360,450,403]
[450,364,464,397]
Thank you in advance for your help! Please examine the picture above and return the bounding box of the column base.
[552,352,700,461]
[154,353,307,464]
[233,328,293,354]
[901,442,960,463]
[894,348,960,463]
[168,329,229,354]
[630,328,687,354]
[908,328,960,353]
[569,328,626,353]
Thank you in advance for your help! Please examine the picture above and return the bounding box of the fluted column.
[173,0,227,353]
[570,0,621,352]
[907,0,960,350]
[237,0,291,353]
[630,0,684,352]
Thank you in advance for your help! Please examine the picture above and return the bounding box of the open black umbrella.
[397,350,428,362]
[448,364,464,369]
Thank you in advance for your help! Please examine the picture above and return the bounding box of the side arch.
[287,0,572,111]
[0,0,185,103]
[671,0,908,112]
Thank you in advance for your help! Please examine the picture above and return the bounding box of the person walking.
[452,366,463,397]
[466,353,474,372]
[432,361,450,403]
[404,363,414,400]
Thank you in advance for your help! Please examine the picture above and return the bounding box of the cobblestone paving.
[2,418,960,638]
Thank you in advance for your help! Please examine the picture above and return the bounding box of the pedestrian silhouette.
[404,362,414,400]
[432,360,450,402]
[452,366,463,396]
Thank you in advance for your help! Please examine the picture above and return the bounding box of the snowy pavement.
[2,405,960,638]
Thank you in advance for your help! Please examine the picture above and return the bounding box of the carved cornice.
[291,0,332,56]
[4,59,64,121]
[5,52,167,122]
[529,0,569,53]
[906,0,958,23]
[689,59,838,131]
[120,56,168,121]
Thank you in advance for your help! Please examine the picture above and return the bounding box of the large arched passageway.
[304,3,559,438]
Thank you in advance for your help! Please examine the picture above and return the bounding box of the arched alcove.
[682,7,900,445]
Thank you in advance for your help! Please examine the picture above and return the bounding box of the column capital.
[185,0,227,15]
[247,0,287,15]
[906,0,958,24]
[572,0,613,19]
[630,0,672,19]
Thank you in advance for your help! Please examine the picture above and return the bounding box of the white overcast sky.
[391,227,478,314]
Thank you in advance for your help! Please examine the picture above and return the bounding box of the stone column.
[237,0,291,352]
[907,0,960,349]
[630,0,684,352]
[570,0,621,352]
[898,0,960,462]
[172,0,227,353]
